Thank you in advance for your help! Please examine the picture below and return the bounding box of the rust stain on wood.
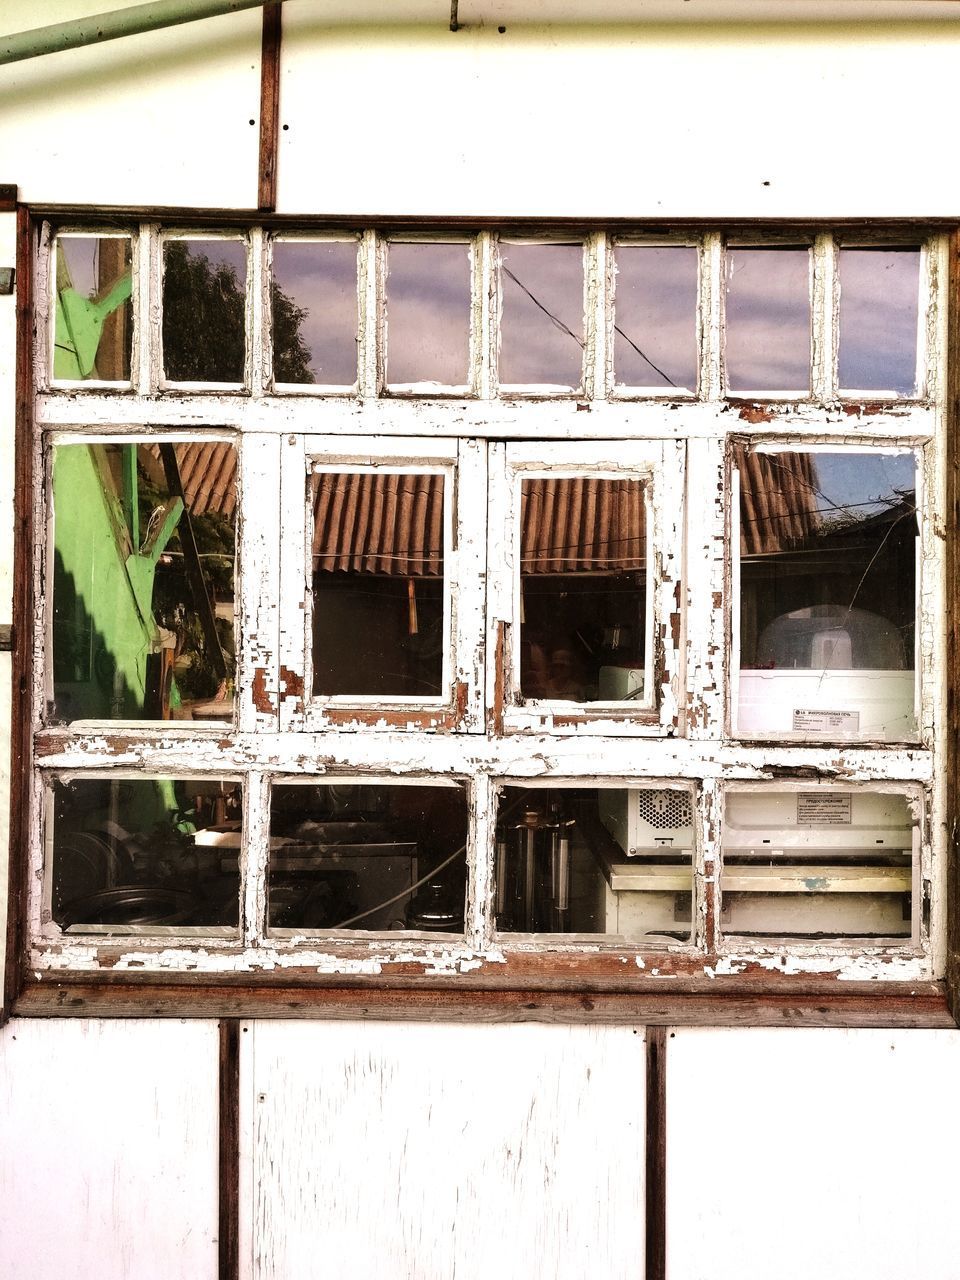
[251,666,276,715]
[737,403,775,424]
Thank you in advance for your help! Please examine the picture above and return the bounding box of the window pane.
[499,243,584,387]
[51,776,242,932]
[52,441,237,722]
[268,783,468,932]
[838,248,920,394]
[520,476,647,703]
[721,789,916,942]
[311,470,445,698]
[162,238,247,382]
[271,240,357,385]
[53,235,132,382]
[386,242,471,386]
[725,248,810,392]
[737,447,916,740]
[495,785,694,943]
[614,245,698,390]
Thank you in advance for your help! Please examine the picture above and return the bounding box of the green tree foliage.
[162,241,313,383]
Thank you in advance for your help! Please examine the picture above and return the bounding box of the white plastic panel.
[0,1017,220,1280]
[240,1020,646,1280]
[278,14,960,218]
[667,1027,960,1280]
[0,3,262,208]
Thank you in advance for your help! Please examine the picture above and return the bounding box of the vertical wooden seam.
[219,1018,241,1280]
[944,229,960,1026]
[2,202,32,1021]
[257,1,282,213]
[644,1025,667,1280]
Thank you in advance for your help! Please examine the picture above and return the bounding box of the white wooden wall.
[0,1019,220,1280]
[239,1021,646,1280]
[2,5,960,1277]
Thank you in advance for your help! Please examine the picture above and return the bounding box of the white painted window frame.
[486,438,683,736]
[24,216,948,989]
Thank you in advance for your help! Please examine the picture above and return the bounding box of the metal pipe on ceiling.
[0,0,275,67]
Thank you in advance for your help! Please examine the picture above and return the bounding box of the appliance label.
[791,708,860,733]
[797,793,852,825]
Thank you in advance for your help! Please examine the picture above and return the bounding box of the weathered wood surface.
[0,1017,220,1280]
[240,1020,646,1280]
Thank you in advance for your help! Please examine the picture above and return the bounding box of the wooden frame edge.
[257,1,282,213]
[644,1025,667,1280]
[11,980,956,1027]
[218,1019,241,1280]
[2,204,33,1022]
[946,228,960,1023]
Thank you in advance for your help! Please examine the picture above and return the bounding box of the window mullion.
[139,221,159,395]
[478,230,496,400]
[812,231,836,402]
[238,432,282,733]
[249,227,267,398]
[466,772,496,950]
[242,771,270,948]
[584,231,605,402]
[358,228,379,399]
[699,231,724,400]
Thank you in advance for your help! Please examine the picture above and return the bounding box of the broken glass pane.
[268,782,468,932]
[838,248,920,395]
[271,239,358,385]
[386,241,471,387]
[494,785,694,943]
[499,242,584,388]
[311,469,445,698]
[614,245,698,390]
[725,247,811,393]
[52,441,237,722]
[736,447,917,740]
[50,776,242,933]
[53,235,132,382]
[721,788,916,942]
[162,238,247,382]
[519,476,647,703]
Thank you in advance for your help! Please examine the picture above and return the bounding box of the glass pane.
[495,785,694,943]
[499,243,583,387]
[268,783,468,932]
[52,441,237,722]
[721,789,915,942]
[50,776,242,932]
[53,235,132,381]
[737,448,916,740]
[386,242,471,386]
[520,476,646,702]
[271,240,357,385]
[614,245,698,390]
[725,248,810,392]
[162,238,247,382]
[312,470,445,698]
[838,248,920,394]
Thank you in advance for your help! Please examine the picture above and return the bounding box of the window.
[15,217,947,1016]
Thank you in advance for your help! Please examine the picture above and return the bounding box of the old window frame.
[9,210,954,1026]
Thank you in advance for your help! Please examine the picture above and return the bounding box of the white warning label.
[797,793,852,825]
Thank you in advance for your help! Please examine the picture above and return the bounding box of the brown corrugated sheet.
[165,443,820,572]
[313,471,445,576]
[520,476,645,574]
[734,445,820,556]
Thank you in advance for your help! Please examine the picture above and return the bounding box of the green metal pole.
[0,0,273,66]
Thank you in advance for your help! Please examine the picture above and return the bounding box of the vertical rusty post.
[218,1018,241,1280]
[644,1024,667,1280]
[257,1,282,213]
[3,199,32,1019]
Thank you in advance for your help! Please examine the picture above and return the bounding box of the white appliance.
[597,788,695,941]
[721,789,915,939]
